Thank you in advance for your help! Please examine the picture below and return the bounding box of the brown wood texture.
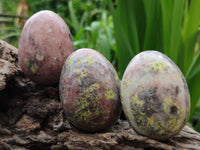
[0,40,200,150]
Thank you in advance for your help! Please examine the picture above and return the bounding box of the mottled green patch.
[176,73,181,79]
[105,90,115,100]
[121,78,131,90]
[163,97,183,131]
[83,83,100,93]
[73,69,80,74]
[131,95,184,139]
[25,59,38,73]
[76,60,81,66]
[66,55,74,68]
[63,99,67,104]
[130,94,146,126]
[74,83,102,123]
[80,70,87,78]
[81,54,95,64]
[132,94,144,106]
[30,66,37,73]
[25,59,29,67]
[76,78,81,84]
[123,85,185,140]
[145,61,165,73]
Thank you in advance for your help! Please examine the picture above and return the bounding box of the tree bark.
[0,40,200,150]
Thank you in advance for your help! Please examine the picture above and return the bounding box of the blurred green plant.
[109,0,200,130]
[0,0,20,46]
[67,0,116,63]
[1,0,18,14]
[1,0,115,59]
[27,0,68,19]
[0,26,21,46]
[69,0,115,60]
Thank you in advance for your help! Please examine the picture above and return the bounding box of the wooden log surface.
[0,40,200,150]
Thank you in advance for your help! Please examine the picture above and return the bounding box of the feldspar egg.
[59,48,121,132]
[18,10,73,85]
[121,51,190,141]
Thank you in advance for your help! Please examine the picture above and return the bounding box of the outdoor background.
[1,0,200,132]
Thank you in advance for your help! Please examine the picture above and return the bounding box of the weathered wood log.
[0,40,200,150]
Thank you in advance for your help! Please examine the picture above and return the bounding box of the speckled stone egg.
[18,10,73,85]
[121,51,190,141]
[59,48,121,132]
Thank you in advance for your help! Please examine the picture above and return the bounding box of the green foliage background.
[1,0,200,132]
[109,0,200,131]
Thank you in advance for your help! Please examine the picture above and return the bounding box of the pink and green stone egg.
[121,51,190,141]
[59,49,121,132]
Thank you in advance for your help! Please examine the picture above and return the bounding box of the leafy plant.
[109,0,200,130]
[0,0,20,47]
[69,0,116,61]
[1,0,111,49]
[0,26,21,47]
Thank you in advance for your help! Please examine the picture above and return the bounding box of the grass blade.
[68,0,80,33]
[116,0,140,54]
[188,70,200,119]
[169,0,184,64]
[160,0,173,55]
[142,0,161,50]
[186,50,200,80]
[109,0,134,77]
[182,0,200,74]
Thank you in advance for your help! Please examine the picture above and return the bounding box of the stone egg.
[59,48,121,132]
[121,50,190,141]
[18,10,73,85]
